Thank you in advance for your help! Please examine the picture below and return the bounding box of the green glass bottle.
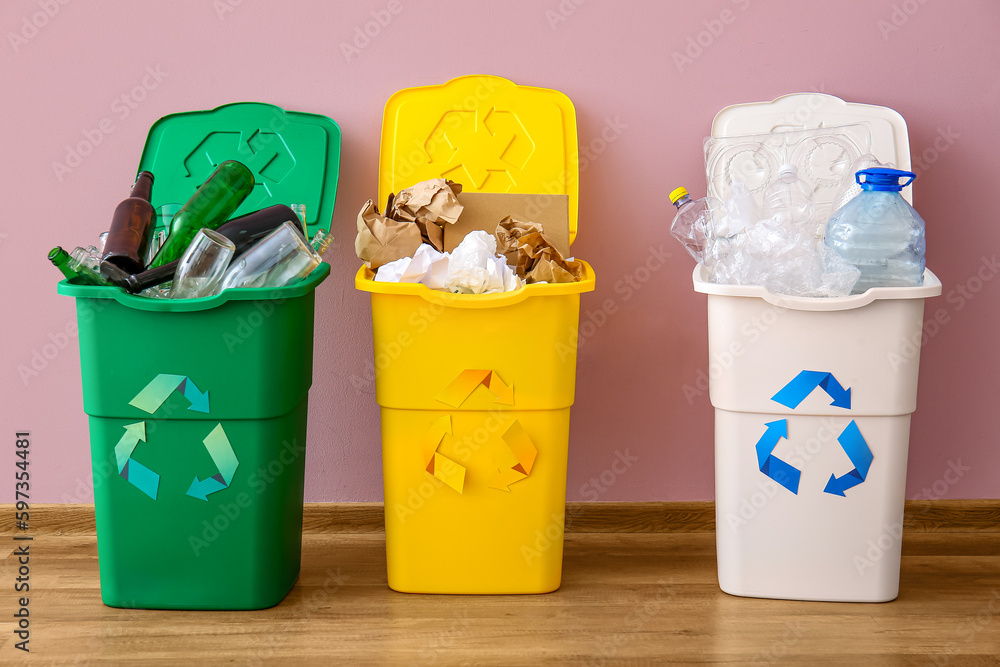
[149,160,255,268]
[48,246,109,286]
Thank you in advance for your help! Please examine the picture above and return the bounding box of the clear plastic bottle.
[824,168,925,293]
[669,187,722,262]
[761,164,814,225]
[217,221,333,291]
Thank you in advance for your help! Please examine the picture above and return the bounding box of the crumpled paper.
[374,243,450,290]
[495,216,583,284]
[444,231,521,294]
[389,179,463,251]
[356,179,465,267]
[355,199,423,270]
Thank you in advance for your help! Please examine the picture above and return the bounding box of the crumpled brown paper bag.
[355,199,423,270]
[389,179,463,251]
[495,216,583,284]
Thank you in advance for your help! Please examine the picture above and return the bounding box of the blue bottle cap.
[856,167,916,191]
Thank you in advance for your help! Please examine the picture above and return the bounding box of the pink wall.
[2,0,998,503]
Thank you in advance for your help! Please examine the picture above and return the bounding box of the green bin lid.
[137,102,341,238]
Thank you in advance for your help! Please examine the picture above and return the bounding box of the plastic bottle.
[217,221,333,291]
[761,164,814,226]
[669,187,722,262]
[824,168,925,293]
[149,160,255,268]
[102,171,156,274]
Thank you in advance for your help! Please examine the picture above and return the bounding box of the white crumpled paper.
[374,243,450,290]
[445,231,521,294]
[374,231,521,294]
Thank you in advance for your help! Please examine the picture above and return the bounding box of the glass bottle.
[102,171,156,274]
[149,160,255,268]
[125,204,302,294]
[218,222,333,291]
[48,246,109,286]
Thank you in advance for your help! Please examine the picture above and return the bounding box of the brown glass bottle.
[102,171,156,274]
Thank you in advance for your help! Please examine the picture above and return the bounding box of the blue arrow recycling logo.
[115,374,240,501]
[755,370,873,497]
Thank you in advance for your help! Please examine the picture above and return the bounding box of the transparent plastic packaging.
[760,164,815,226]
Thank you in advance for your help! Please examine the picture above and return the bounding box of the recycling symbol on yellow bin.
[115,374,239,501]
[423,369,537,494]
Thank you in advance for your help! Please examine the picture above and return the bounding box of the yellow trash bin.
[356,75,596,593]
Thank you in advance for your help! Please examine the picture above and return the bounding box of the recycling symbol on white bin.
[754,371,873,497]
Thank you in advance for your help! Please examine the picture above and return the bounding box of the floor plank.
[3,532,999,665]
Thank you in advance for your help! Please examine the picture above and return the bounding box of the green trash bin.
[57,103,341,610]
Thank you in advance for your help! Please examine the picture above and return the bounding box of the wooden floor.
[4,519,1000,666]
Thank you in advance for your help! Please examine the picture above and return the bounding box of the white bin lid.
[697,93,939,309]
[711,93,913,205]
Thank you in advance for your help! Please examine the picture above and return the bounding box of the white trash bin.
[697,93,942,602]
[696,271,941,601]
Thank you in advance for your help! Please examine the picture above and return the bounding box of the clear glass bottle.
[218,222,333,291]
[170,229,236,299]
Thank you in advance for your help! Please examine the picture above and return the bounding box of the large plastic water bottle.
[824,168,925,293]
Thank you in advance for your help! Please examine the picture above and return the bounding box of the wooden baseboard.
[6,500,999,536]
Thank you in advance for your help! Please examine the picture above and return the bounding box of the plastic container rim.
[56,262,330,312]
[692,265,941,311]
[355,260,595,309]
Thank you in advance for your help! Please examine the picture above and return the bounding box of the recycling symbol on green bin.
[114,374,239,501]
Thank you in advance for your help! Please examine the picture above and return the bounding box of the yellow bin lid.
[379,75,580,245]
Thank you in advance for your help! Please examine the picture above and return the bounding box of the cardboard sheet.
[444,193,570,256]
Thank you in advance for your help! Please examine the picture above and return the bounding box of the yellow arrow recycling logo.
[423,369,536,494]
[435,369,514,407]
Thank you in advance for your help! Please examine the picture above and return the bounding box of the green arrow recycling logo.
[115,373,239,501]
